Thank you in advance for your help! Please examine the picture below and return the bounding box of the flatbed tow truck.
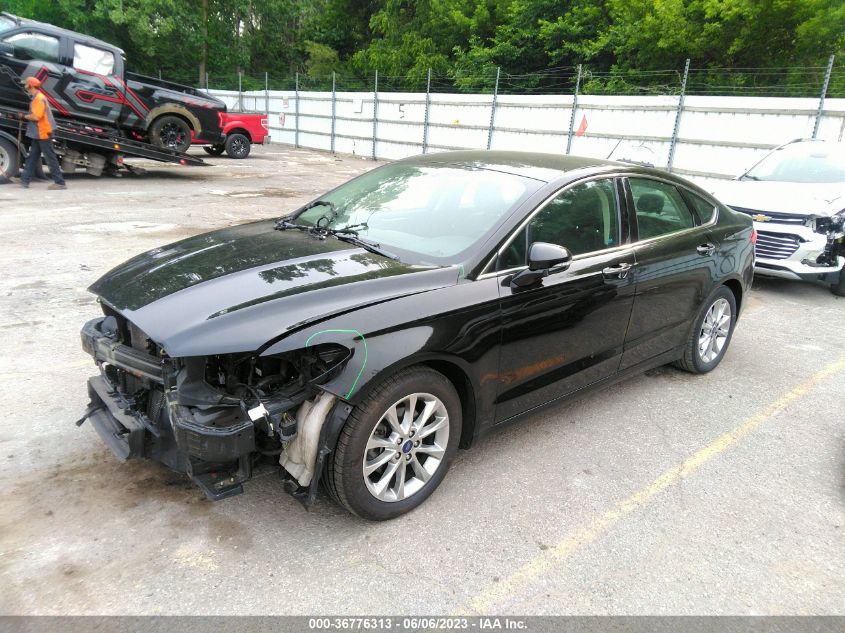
[0,103,205,180]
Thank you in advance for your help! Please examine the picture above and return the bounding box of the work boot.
[48,183,66,190]
[20,181,29,189]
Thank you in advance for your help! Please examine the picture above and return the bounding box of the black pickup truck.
[0,12,225,152]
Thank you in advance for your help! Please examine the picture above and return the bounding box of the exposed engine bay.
[78,305,351,502]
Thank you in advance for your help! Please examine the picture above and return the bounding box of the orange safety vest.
[28,91,54,140]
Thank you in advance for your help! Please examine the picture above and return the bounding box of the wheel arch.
[225,127,252,142]
[721,277,743,316]
[146,106,201,134]
[347,353,479,450]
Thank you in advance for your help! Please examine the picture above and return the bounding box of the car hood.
[710,180,845,217]
[89,220,457,357]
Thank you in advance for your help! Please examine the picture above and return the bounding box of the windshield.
[0,16,15,33]
[745,142,845,183]
[292,163,542,265]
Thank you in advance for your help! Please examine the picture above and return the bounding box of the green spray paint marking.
[458,264,465,279]
[305,328,368,399]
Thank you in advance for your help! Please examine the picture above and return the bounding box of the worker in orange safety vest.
[19,76,66,189]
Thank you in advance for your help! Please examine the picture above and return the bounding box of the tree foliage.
[0,0,841,94]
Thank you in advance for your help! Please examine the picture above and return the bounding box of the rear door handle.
[602,262,632,279]
[697,243,716,256]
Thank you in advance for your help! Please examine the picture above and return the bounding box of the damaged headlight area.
[808,210,845,268]
[78,312,350,502]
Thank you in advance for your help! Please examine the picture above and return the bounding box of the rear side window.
[2,32,59,62]
[630,178,695,240]
[73,43,115,75]
[685,191,717,224]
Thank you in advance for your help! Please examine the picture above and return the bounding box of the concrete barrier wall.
[210,88,845,184]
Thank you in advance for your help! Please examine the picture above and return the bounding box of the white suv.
[711,139,845,296]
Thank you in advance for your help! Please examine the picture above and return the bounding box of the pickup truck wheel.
[149,115,192,153]
[0,138,19,178]
[326,366,461,520]
[203,144,225,156]
[225,133,251,159]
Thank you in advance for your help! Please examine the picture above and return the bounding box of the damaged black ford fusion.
[78,151,754,520]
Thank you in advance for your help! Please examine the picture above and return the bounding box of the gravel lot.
[1,145,843,616]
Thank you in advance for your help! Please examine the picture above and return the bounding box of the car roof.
[0,12,123,55]
[396,150,672,183]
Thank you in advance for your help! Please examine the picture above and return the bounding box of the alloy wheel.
[698,297,732,363]
[362,392,449,502]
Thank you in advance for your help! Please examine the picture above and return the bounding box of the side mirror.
[511,242,572,288]
[0,42,13,57]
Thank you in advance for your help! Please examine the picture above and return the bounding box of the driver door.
[493,177,636,423]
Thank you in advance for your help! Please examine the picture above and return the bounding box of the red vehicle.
[194,111,270,159]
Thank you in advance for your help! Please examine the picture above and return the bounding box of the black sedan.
[78,151,754,520]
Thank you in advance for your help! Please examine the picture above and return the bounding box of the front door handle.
[697,243,716,256]
[602,262,632,279]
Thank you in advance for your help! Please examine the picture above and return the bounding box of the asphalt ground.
[0,146,843,616]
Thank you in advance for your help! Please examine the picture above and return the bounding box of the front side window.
[630,178,695,240]
[293,163,541,265]
[499,179,620,270]
[0,16,15,34]
[2,32,59,62]
[73,43,115,75]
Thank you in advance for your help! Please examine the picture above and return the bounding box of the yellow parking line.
[465,354,845,614]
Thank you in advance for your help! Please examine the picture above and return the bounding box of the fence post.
[238,70,243,112]
[294,72,300,148]
[265,71,269,119]
[372,70,379,161]
[813,54,835,139]
[205,72,209,92]
[422,68,432,154]
[330,71,336,154]
[158,69,162,80]
[666,58,690,171]
[486,67,501,150]
[566,64,582,155]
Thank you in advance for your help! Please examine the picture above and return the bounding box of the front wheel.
[225,133,251,159]
[674,286,737,374]
[326,366,461,520]
[149,115,192,153]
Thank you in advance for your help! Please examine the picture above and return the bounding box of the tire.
[674,286,737,374]
[0,138,20,178]
[149,115,192,153]
[224,133,251,159]
[203,144,225,156]
[831,268,845,297]
[326,366,462,520]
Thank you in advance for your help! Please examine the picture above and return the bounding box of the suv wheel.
[831,268,845,297]
[326,366,461,520]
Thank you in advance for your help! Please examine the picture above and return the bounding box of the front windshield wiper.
[332,233,399,260]
[274,199,337,229]
[739,174,762,181]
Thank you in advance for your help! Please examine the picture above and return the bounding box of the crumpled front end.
[731,207,845,282]
[78,306,349,501]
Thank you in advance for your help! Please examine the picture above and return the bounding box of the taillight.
[750,228,757,244]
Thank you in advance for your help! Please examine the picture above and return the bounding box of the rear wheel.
[149,115,192,153]
[674,286,737,374]
[326,366,461,520]
[225,133,251,159]
[203,144,225,156]
[0,138,19,178]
